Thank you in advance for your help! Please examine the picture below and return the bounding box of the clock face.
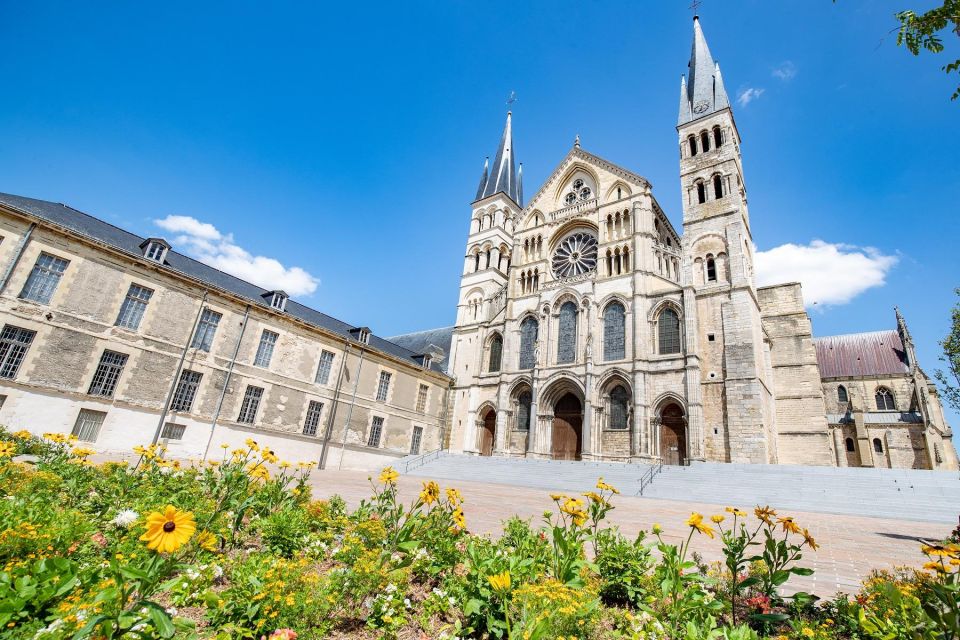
[693,100,710,114]
[552,232,598,279]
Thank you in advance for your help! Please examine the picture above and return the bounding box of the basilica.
[394,16,957,470]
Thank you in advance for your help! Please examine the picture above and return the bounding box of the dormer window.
[140,238,170,263]
[414,353,433,369]
[262,290,288,312]
[350,326,371,345]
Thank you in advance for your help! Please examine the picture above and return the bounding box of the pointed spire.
[517,163,524,206]
[678,16,732,126]
[895,306,917,372]
[475,157,489,201]
[477,111,521,205]
[678,75,692,124]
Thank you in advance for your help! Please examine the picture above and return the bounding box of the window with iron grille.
[170,370,202,412]
[603,302,626,361]
[88,350,129,397]
[190,309,222,352]
[609,385,630,430]
[517,391,532,430]
[557,301,578,364]
[237,385,263,424]
[19,253,69,304]
[375,371,391,402]
[160,422,186,440]
[416,384,428,412]
[71,409,106,442]
[657,308,682,355]
[0,325,36,379]
[254,330,278,368]
[302,400,323,436]
[315,350,335,384]
[115,284,154,330]
[368,416,383,447]
[518,317,538,369]
[410,426,423,455]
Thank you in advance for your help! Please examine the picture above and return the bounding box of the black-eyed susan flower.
[777,516,801,535]
[452,507,467,529]
[686,512,716,538]
[596,477,620,494]
[378,466,399,485]
[420,480,440,505]
[140,505,196,553]
[488,571,511,594]
[802,528,819,550]
[0,442,15,458]
[754,505,777,525]
[196,530,219,552]
[445,487,463,506]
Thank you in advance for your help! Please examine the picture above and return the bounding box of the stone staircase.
[399,453,960,524]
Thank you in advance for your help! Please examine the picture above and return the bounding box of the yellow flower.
[245,438,259,452]
[196,530,218,553]
[550,493,566,501]
[725,506,748,517]
[596,477,620,494]
[12,430,31,440]
[488,571,511,594]
[261,449,278,464]
[248,464,270,481]
[71,447,96,458]
[0,442,15,458]
[445,487,463,506]
[923,561,946,573]
[219,443,229,449]
[801,628,815,638]
[754,505,777,525]
[140,506,196,553]
[777,516,801,535]
[43,432,67,444]
[583,491,607,505]
[686,512,716,539]
[652,523,662,534]
[420,480,440,505]
[802,528,819,550]
[710,514,725,524]
[452,507,467,529]
[923,543,960,558]
[378,466,399,485]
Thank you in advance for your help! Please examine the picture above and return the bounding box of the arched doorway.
[552,393,583,460]
[659,403,687,465]
[479,409,496,456]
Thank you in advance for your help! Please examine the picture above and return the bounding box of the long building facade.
[424,17,957,470]
[0,193,451,469]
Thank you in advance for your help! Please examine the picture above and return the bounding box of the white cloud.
[154,215,319,297]
[736,87,765,107]
[772,61,797,81]
[754,240,898,308]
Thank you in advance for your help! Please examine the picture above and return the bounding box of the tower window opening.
[713,126,723,148]
[696,181,706,204]
[700,131,710,152]
[706,256,717,282]
[688,135,698,157]
[713,174,723,199]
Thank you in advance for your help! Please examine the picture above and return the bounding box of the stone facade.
[0,196,451,470]
[440,17,957,471]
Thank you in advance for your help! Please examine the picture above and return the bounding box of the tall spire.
[517,163,524,206]
[678,16,731,126]
[476,111,521,205]
[475,157,489,201]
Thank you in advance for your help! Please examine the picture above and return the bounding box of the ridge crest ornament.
[551,231,598,278]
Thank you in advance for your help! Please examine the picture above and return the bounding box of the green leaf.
[145,602,177,638]
[791,567,814,576]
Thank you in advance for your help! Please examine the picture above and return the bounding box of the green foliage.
[257,507,310,558]
[595,529,653,607]
[895,1,960,100]
[936,288,960,412]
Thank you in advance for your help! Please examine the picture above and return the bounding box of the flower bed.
[0,427,957,639]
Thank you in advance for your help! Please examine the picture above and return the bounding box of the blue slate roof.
[678,16,731,126]
[475,112,522,206]
[387,326,455,375]
[0,192,450,377]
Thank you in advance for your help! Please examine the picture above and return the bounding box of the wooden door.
[660,404,686,465]
[479,412,496,456]
[552,394,582,461]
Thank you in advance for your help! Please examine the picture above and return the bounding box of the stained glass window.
[517,391,532,431]
[658,308,681,355]
[603,302,625,361]
[519,317,538,369]
[557,301,577,364]
[609,385,629,430]
[488,334,502,372]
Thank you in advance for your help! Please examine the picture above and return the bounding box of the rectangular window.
[416,384,429,413]
[367,416,384,447]
[0,325,36,379]
[170,369,202,412]
[71,409,106,442]
[254,330,278,368]
[19,253,69,304]
[88,350,129,397]
[191,309,222,352]
[375,371,391,402]
[410,425,423,455]
[303,400,324,436]
[315,350,335,384]
[115,284,154,330]
[237,385,263,424]
[160,422,186,440]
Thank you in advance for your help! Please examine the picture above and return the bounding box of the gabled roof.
[475,112,521,206]
[678,16,731,126]
[814,330,910,379]
[0,192,450,376]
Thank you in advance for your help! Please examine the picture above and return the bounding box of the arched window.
[700,131,710,152]
[657,308,682,355]
[557,301,578,364]
[519,317,538,369]
[688,136,697,157]
[845,437,855,452]
[875,387,895,411]
[622,247,630,272]
[713,126,723,148]
[696,181,706,204]
[706,256,717,282]
[517,391,532,430]
[488,334,502,372]
[603,301,626,361]
[873,437,884,453]
[837,385,848,403]
[474,253,480,272]
[713,174,723,199]
[606,249,613,276]
[609,385,629,430]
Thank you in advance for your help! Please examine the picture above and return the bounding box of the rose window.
[564,178,593,205]
[551,231,598,278]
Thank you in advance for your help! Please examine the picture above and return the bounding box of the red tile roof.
[814,330,909,379]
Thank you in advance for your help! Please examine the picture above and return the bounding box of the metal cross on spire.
[689,0,702,15]
[506,90,517,106]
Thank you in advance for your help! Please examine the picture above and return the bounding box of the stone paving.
[307,468,953,597]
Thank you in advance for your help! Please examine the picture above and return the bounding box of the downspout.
[152,291,209,446]
[337,346,366,470]
[318,340,350,470]
[0,222,36,294]
[201,304,251,460]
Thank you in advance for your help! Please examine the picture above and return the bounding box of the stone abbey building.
[0,17,954,471]
[394,17,957,471]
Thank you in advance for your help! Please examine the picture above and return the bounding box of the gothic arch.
[597,292,629,312]
[539,372,586,408]
[552,163,602,202]
[525,210,545,230]
[551,288,583,311]
[548,220,600,253]
[595,368,633,394]
[647,298,684,323]
[653,392,687,416]
[604,181,633,202]
[476,400,498,417]
[507,375,534,398]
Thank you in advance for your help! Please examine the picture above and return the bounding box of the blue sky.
[1,1,957,423]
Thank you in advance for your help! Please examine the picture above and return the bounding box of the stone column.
[464,408,479,455]
[491,247,501,272]
[832,427,847,467]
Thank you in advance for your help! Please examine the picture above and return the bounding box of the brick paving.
[307,469,951,597]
